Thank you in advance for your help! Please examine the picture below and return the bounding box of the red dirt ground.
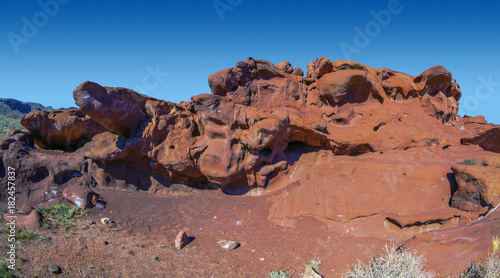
[4,186,391,278]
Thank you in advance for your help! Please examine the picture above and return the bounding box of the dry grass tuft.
[458,246,500,278]
[344,243,435,278]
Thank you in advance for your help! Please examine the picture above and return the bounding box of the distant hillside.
[0,98,54,136]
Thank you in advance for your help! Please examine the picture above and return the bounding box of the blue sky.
[1,0,499,124]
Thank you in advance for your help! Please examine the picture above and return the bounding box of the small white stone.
[217,240,239,251]
[100,217,111,225]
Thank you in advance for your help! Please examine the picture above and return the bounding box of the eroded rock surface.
[21,108,107,151]
[402,209,500,276]
[15,57,495,195]
[451,157,500,212]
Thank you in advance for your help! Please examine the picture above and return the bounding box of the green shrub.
[38,204,88,230]
[0,225,37,241]
[0,261,14,278]
[17,228,37,240]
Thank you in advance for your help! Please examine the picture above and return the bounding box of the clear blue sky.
[1,0,499,124]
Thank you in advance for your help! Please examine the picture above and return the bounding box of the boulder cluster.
[3,56,498,201]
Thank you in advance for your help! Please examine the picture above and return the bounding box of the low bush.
[38,204,88,230]
[345,243,434,278]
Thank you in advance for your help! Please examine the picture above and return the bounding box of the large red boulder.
[21,108,107,151]
[73,81,150,137]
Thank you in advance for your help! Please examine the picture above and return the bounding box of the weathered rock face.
[451,157,500,212]
[414,65,461,123]
[2,57,500,275]
[73,81,152,137]
[461,126,500,153]
[267,145,489,238]
[0,130,98,209]
[21,108,107,151]
[402,209,500,276]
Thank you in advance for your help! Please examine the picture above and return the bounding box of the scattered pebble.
[259,258,265,261]
[175,230,190,250]
[217,240,239,251]
[100,218,111,225]
[48,263,61,274]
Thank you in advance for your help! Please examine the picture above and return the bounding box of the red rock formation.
[9,57,498,196]
[3,57,500,275]
[9,57,499,196]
